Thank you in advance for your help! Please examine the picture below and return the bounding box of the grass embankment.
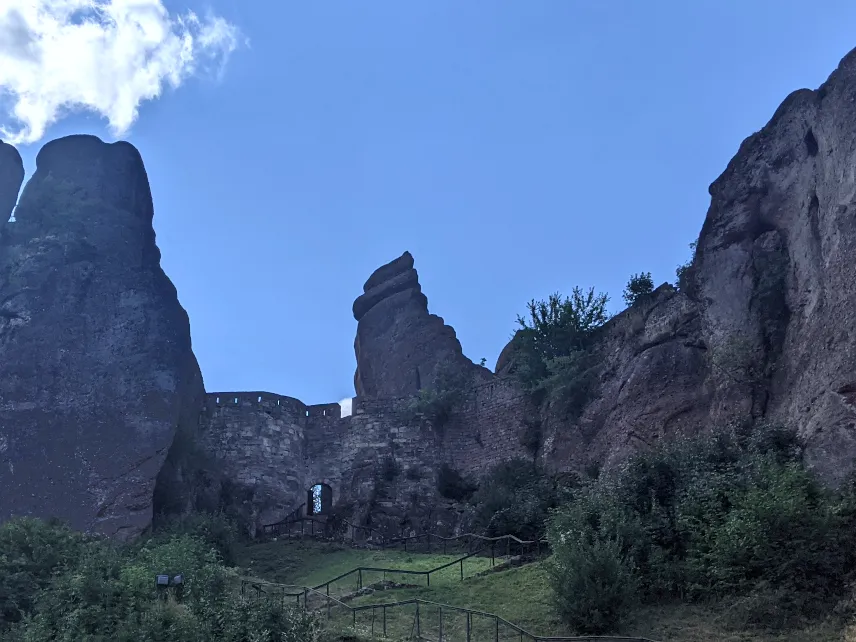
[236,539,495,596]
[238,539,846,642]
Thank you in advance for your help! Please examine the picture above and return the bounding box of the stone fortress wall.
[197,373,533,531]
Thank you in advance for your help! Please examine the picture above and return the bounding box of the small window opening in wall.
[277,399,280,406]
[257,396,262,402]
[234,397,238,404]
[306,410,309,417]
[216,397,220,404]
[322,410,326,416]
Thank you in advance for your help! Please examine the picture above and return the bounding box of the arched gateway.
[307,482,333,516]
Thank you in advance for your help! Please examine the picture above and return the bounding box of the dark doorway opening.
[307,483,333,516]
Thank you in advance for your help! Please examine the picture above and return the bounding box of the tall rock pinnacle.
[0,135,204,539]
[352,251,488,398]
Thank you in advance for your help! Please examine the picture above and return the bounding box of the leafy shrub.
[2,516,318,642]
[470,458,559,540]
[622,272,654,306]
[436,464,477,502]
[547,422,856,632]
[520,417,543,458]
[548,536,638,634]
[675,240,698,292]
[151,512,242,566]
[0,518,89,631]
[512,287,610,415]
[405,366,468,428]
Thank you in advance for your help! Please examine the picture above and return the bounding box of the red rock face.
[352,251,490,398]
[0,135,204,540]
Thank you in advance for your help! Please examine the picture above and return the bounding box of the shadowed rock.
[688,46,856,485]
[0,140,24,222]
[0,134,204,539]
[353,251,489,398]
[519,46,856,484]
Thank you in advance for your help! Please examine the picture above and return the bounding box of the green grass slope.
[238,539,846,642]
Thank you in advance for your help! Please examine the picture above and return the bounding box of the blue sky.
[4,1,856,404]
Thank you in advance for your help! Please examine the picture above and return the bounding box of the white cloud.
[0,0,243,145]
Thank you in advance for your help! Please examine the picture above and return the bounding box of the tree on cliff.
[622,272,654,306]
[514,287,610,418]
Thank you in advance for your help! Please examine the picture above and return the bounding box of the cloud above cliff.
[0,0,242,145]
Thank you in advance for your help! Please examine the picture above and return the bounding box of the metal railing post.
[416,602,421,638]
[460,558,464,580]
[439,607,443,641]
[495,616,500,642]
[383,605,387,637]
[466,611,471,642]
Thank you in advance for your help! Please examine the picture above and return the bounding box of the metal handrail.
[240,579,661,642]
[262,511,549,550]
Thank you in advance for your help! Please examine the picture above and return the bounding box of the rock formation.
[0,141,23,222]
[691,47,856,485]
[531,47,856,485]
[353,251,490,397]
[0,134,204,540]
[534,285,711,472]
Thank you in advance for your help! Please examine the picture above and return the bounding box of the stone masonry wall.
[199,392,308,527]
[442,376,534,477]
[199,374,533,535]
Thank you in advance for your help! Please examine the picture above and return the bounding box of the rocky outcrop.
[0,134,204,540]
[353,251,490,397]
[687,47,856,485]
[536,47,856,484]
[0,141,23,222]
[538,285,712,472]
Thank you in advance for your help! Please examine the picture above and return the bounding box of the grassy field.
[237,538,848,642]
[236,538,495,597]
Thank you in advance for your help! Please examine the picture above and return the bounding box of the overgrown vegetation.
[470,458,562,541]
[0,513,319,642]
[520,417,543,459]
[513,287,610,419]
[547,422,856,634]
[404,366,468,428]
[623,272,654,306]
[436,464,477,502]
[675,240,698,292]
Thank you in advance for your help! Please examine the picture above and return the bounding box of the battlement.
[205,392,353,419]
[205,391,305,413]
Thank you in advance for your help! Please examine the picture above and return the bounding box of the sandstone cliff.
[353,251,490,397]
[528,47,856,484]
[0,134,204,539]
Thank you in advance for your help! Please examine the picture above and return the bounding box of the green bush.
[512,287,609,414]
[622,272,654,306]
[547,422,856,632]
[675,240,698,292]
[151,512,242,566]
[548,536,638,634]
[470,458,559,540]
[0,518,89,631]
[405,366,468,428]
[1,517,318,642]
[436,464,477,502]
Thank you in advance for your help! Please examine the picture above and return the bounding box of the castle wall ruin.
[198,375,533,533]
